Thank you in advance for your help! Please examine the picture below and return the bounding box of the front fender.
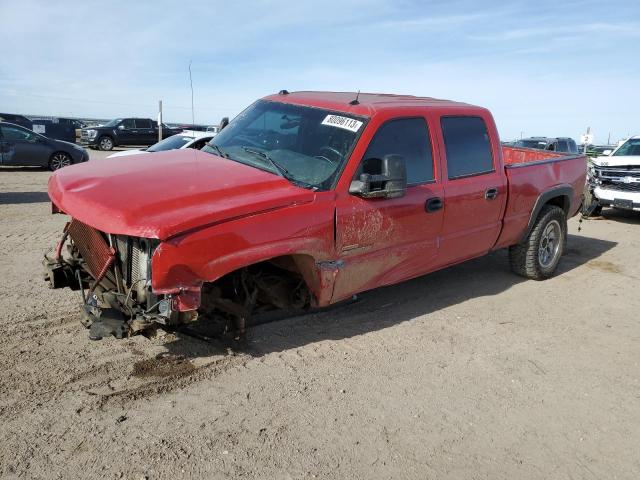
[150,194,336,307]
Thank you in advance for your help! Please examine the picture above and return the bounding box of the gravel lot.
[1,150,639,479]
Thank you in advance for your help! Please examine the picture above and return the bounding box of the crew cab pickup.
[44,91,587,340]
[80,118,181,151]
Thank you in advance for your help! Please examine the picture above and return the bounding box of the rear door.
[135,119,156,145]
[332,116,444,302]
[435,115,507,267]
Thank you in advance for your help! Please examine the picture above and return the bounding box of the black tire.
[509,205,567,280]
[98,136,114,151]
[49,152,73,171]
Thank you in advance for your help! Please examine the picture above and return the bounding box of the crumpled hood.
[592,155,640,167]
[48,149,315,240]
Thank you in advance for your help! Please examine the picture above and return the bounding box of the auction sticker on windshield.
[321,114,363,133]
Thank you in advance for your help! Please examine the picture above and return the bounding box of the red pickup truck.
[44,91,586,340]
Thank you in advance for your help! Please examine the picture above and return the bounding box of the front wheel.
[581,184,602,217]
[509,205,567,280]
[98,136,114,151]
[49,152,73,171]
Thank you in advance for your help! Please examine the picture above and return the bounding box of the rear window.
[441,116,494,179]
[135,119,152,128]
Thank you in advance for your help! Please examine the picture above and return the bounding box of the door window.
[441,116,494,179]
[557,140,569,152]
[121,119,135,129]
[358,118,434,185]
[0,124,36,141]
[135,119,152,129]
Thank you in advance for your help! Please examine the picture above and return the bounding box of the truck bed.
[494,146,587,249]
[502,145,570,165]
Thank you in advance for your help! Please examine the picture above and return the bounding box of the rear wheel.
[509,205,567,280]
[49,152,72,171]
[98,136,114,151]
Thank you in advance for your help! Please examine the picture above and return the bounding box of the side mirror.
[602,149,612,156]
[117,125,125,130]
[219,117,229,131]
[349,154,407,199]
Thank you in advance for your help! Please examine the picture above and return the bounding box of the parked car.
[515,137,578,154]
[0,122,88,170]
[44,91,586,340]
[0,113,33,130]
[106,131,215,158]
[80,118,182,151]
[584,144,617,159]
[583,135,640,215]
[30,117,79,143]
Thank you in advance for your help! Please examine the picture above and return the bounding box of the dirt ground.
[1,151,639,479]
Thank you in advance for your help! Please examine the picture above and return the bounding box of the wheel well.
[200,254,318,319]
[544,195,570,215]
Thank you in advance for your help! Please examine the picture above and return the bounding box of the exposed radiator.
[67,220,115,281]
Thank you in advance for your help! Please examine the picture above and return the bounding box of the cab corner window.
[359,118,434,185]
[441,116,493,179]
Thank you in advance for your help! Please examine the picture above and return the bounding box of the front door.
[118,118,138,145]
[333,117,444,302]
[0,124,48,166]
[436,115,507,267]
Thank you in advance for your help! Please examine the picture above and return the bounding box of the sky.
[0,0,638,142]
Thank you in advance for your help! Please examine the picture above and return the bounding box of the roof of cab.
[261,91,479,117]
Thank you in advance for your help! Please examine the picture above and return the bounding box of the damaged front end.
[44,219,195,340]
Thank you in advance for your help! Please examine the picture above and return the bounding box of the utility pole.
[158,100,163,142]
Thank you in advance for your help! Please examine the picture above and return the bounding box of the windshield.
[103,118,122,128]
[613,138,640,156]
[201,100,366,190]
[147,134,193,152]
[516,139,548,150]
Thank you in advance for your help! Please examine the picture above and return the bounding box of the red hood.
[48,149,315,240]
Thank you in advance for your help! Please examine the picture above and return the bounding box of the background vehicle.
[515,137,578,153]
[106,131,215,158]
[585,144,617,158]
[80,118,182,151]
[0,122,88,170]
[30,117,80,143]
[44,91,586,340]
[0,113,33,130]
[584,135,640,215]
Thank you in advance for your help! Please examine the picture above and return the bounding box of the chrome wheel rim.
[51,153,71,170]
[100,138,112,150]
[539,220,561,268]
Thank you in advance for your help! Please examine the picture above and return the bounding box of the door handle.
[485,188,499,200]
[425,197,443,213]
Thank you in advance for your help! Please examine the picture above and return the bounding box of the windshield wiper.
[209,144,229,158]
[241,147,316,190]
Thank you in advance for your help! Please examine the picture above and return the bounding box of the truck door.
[436,115,507,267]
[135,119,156,145]
[332,117,444,302]
[118,118,138,145]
